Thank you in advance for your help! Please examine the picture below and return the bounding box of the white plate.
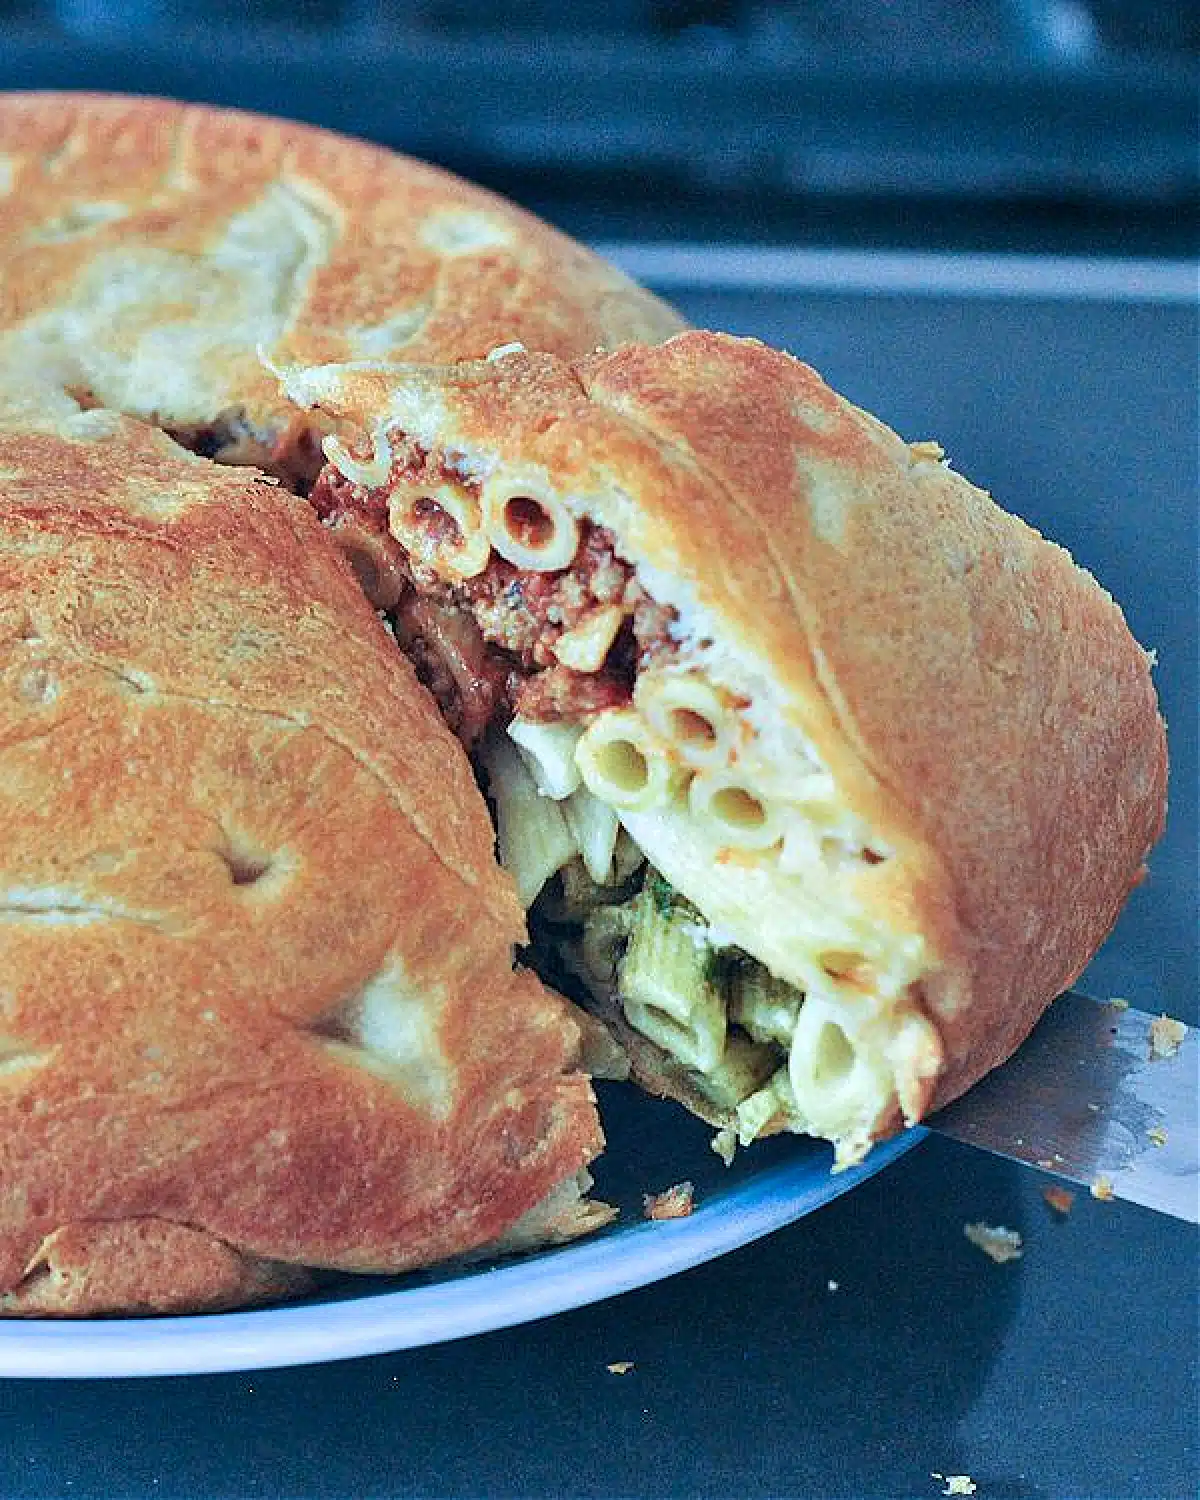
[0,1085,922,1379]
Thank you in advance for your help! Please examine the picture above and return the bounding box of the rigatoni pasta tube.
[618,892,726,1074]
[563,787,621,884]
[787,996,891,1138]
[388,479,491,580]
[687,771,783,851]
[575,710,681,812]
[635,671,736,769]
[481,472,580,572]
[728,965,802,1047]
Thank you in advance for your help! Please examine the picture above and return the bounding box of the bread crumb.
[964,1221,1023,1264]
[931,1476,977,1497]
[1107,996,1130,1010]
[1042,1185,1075,1217]
[1149,1014,1187,1060]
[1148,1126,1168,1148]
[711,1127,737,1166]
[1090,1176,1115,1201]
[606,1361,635,1375]
[827,1279,840,1292]
[643,1181,694,1221]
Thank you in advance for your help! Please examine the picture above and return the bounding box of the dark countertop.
[2,261,1196,1499]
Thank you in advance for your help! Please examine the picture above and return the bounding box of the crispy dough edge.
[0,90,686,432]
[0,1219,316,1318]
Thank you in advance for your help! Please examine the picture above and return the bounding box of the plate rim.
[0,1131,924,1380]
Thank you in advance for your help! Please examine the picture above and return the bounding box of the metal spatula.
[926,992,1198,1223]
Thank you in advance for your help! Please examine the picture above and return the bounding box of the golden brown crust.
[0,90,687,1314]
[0,408,603,1314]
[0,92,684,437]
[292,332,1166,1122]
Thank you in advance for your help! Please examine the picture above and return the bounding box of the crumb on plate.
[1149,1014,1187,1060]
[1043,1185,1075,1217]
[643,1181,695,1221]
[711,1127,737,1166]
[1148,1126,1169,1148]
[963,1221,1023,1264]
[932,1476,978,1497]
[606,1361,635,1375]
[1090,1175,1115,1201]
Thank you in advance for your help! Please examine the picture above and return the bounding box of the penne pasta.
[635,671,735,768]
[622,991,722,1076]
[507,717,583,800]
[728,964,802,1047]
[575,709,682,812]
[618,890,726,1074]
[481,472,580,572]
[688,771,784,851]
[787,996,891,1137]
[479,730,576,908]
[563,787,621,884]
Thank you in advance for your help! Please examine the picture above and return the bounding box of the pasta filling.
[307,432,940,1166]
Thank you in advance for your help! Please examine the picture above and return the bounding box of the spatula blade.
[926,992,1197,1223]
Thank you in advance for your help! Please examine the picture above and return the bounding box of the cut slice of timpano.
[276,332,1167,1169]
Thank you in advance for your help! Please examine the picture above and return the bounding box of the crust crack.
[0,895,179,933]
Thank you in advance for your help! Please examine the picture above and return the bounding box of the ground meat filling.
[309,446,679,745]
